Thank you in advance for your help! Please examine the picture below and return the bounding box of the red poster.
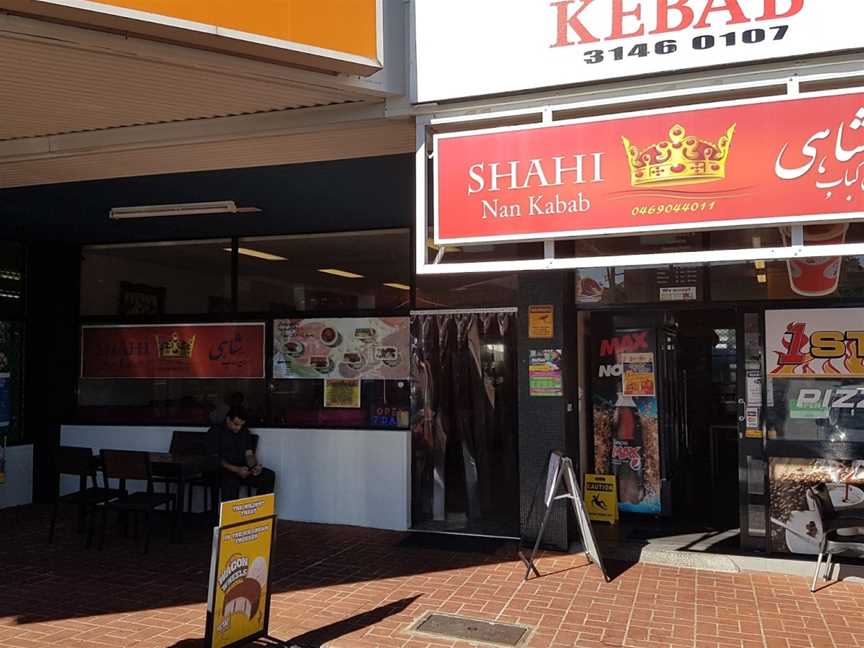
[81,324,265,379]
[435,90,864,244]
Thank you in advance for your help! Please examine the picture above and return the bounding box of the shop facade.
[412,1,864,554]
[0,0,420,527]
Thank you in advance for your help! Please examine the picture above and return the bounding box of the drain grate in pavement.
[415,614,529,646]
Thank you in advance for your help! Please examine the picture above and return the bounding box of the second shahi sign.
[435,90,864,244]
[81,323,265,379]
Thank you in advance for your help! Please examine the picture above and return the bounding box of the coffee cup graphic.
[780,223,849,297]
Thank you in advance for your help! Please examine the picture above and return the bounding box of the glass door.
[737,309,768,551]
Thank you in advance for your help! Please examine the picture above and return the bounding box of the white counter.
[60,425,411,531]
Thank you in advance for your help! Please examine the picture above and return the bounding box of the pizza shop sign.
[414,1,864,103]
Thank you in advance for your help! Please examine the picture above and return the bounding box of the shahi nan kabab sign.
[434,90,864,244]
[622,123,736,187]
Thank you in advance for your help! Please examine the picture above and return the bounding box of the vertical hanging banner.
[206,494,277,648]
[592,327,661,514]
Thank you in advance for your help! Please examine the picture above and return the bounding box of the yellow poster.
[208,494,276,648]
[528,305,554,339]
[219,494,275,527]
[324,379,361,408]
[584,474,617,524]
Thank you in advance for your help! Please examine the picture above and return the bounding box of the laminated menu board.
[273,318,409,380]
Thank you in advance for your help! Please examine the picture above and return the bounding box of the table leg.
[174,471,185,544]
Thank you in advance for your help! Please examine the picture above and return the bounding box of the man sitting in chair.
[208,405,275,501]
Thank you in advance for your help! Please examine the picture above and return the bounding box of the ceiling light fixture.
[319,268,364,279]
[757,274,767,284]
[109,201,260,220]
[383,282,410,290]
[224,247,287,262]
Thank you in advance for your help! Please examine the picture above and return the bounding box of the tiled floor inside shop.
[1,505,863,648]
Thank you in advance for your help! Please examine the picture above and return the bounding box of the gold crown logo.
[622,123,735,187]
[155,332,195,359]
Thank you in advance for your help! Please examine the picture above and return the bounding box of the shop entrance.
[410,310,520,537]
[587,307,747,548]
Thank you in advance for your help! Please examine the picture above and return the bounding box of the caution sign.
[206,494,276,648]
[584,474,617,524]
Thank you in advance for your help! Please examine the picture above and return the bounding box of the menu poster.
[529,349,562,397]
[621,353,656,397]
[273,318,409,380]
[323,379,361,408]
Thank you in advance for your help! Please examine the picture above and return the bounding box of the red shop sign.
[434,89,864,244]
[81,323,266,379]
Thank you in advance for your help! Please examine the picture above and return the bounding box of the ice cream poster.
[207,495,276,648]
[272,317,409,380]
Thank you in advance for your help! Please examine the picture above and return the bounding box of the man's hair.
[226,406,249,423]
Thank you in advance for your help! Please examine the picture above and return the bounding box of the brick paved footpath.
[0,505,862,648]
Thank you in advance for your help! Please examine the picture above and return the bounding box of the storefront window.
[80,240,232,316]
[270,379,409,429]
[77,378,267,425]
[237,230,410,313]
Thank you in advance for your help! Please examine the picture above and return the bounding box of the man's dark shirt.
[207,422,252,468]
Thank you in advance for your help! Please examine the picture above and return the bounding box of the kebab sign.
[206,494,277,648]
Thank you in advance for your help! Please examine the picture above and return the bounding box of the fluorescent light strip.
[110,201,238,220]
[224,247,287,261]
[383,283,410,290]
[318,268,364,279]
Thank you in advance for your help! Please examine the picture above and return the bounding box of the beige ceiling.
[0,33,370,141]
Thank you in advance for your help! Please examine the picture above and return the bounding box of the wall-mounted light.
[109,201,260,220]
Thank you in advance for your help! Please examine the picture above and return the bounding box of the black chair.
[95,449,174,553]
[153,431,208,502]
[808,483,864,591]
[49,446,124,543]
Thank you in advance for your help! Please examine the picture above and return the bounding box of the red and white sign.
[766,309,864,379]
[415,1,864,103]
[435,89,864,244]
[81,323,265,379]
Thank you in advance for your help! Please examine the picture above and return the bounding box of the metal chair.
[49,445,124,543]
[94,449,174,553]
[808,483,864,592]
